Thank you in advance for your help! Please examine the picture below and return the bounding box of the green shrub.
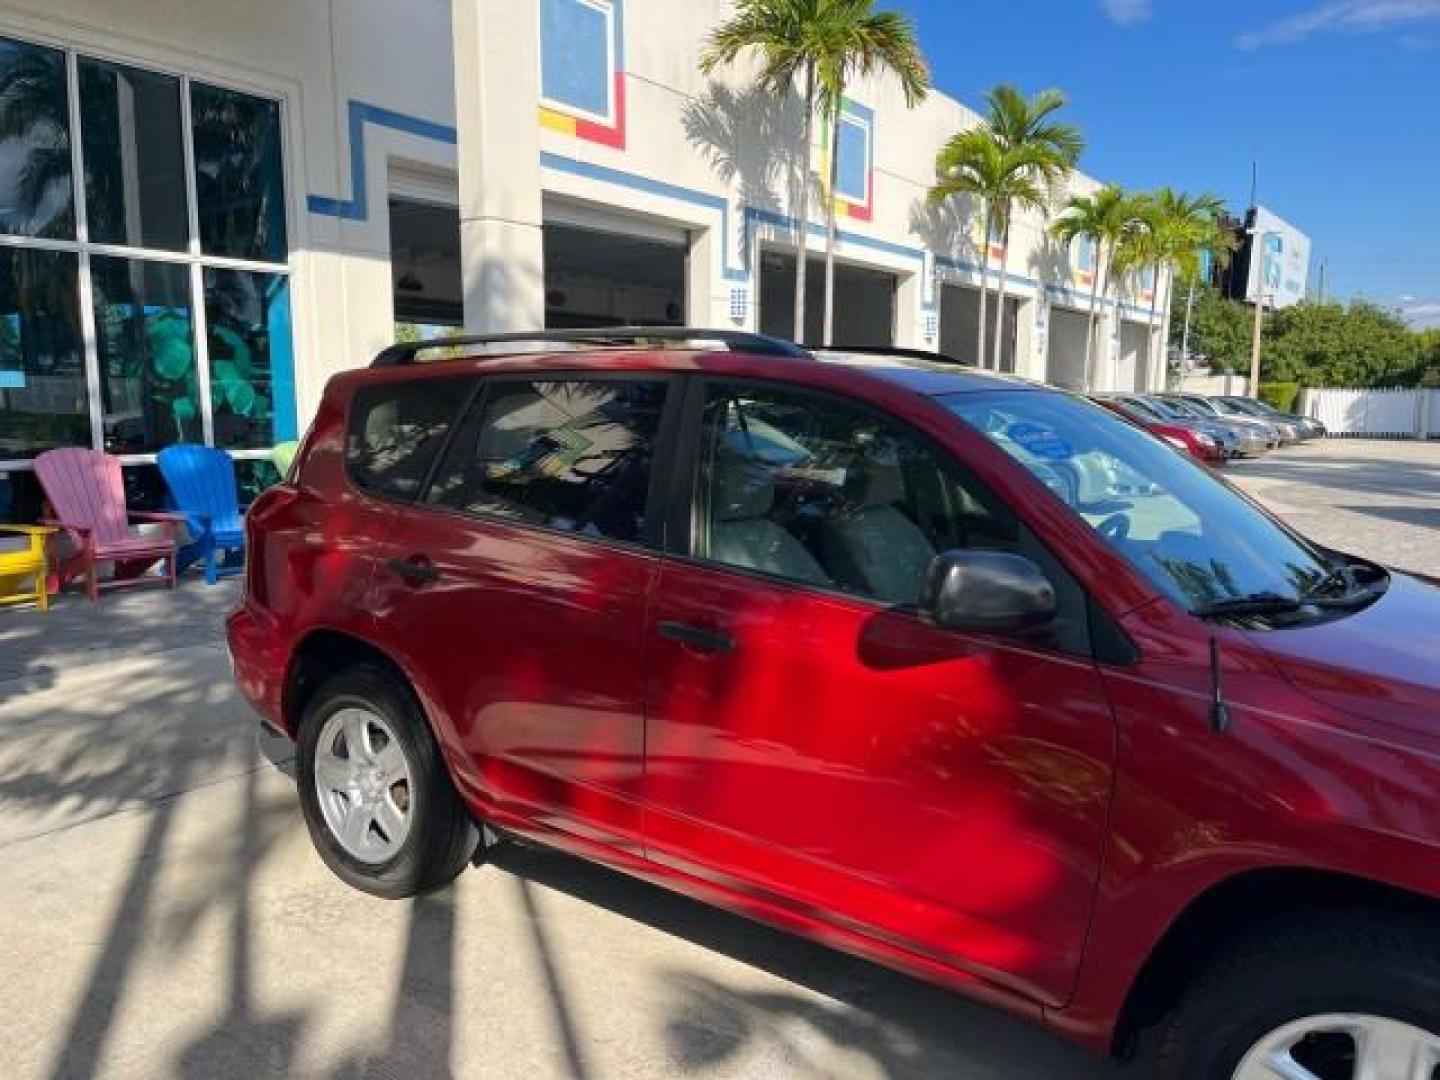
[1258,381,1301,413]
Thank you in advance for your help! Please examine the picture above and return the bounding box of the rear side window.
[426,378,668,546]
[346,378,473,501]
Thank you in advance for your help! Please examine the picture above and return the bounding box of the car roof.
[341,343,1044,400]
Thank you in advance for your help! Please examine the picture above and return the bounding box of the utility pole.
[1318,259,1327,304]
[1249,291,1266,399]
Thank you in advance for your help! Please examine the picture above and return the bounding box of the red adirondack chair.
[33,448,182,601]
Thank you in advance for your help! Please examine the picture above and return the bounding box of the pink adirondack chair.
[33,448,182,601]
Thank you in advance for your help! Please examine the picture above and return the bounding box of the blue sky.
[892,0,1440,327]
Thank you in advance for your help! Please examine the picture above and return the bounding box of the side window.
[426,378,668,546]
[346,378,473,501]
[697,382,1090,653]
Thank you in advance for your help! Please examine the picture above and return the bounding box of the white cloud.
[1238,1,1440,48]
[1101,0,1152,26]
[1400,298,1440,328]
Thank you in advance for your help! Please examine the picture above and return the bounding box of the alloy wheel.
[313,707,413,864]
[1233,1013,1440,1080]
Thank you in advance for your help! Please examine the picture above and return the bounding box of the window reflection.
[206,268,290,449]
[91,256,199,453]
[0,36,73,239]
[0,248,86,459]
[80,58,187,250]
[191,83,287,262]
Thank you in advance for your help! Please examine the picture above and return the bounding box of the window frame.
[0,29,295,472]
[666,374,1106,658]
[408,369,684,557]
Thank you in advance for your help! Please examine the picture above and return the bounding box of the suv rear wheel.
[296,666,478,897]
[1135,913,1440,1079]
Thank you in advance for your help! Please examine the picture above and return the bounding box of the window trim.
[403,369,683,556]
[0,28,295,470]
[668,374,1109,660]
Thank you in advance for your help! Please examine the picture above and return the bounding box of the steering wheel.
[1096,512,1131,542]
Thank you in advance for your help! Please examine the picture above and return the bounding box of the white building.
[0,0,1168,521]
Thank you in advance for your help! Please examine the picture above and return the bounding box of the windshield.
[943,390,1342,617]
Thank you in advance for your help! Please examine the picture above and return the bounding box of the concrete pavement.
[3,437,1436,1079]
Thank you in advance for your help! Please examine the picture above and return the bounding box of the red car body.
[229,347,1440,1058]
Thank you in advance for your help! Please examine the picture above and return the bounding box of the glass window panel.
[205,267,292,449]
[0,248,86,459]
[79,58,187,250]
[191,83,287,262]
[346,378,473,501]
[427,379,668,546]
[0,36,74,239]
[90,255,199,454]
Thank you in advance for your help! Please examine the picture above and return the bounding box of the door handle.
[658,620,735,654]
[386,556,440,585]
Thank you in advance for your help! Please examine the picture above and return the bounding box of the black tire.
[1132,911,1440,1079]
[296,665,478,898]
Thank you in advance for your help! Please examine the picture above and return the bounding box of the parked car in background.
[1216,395,1327,440]
[1090,394,1227,464]
[1109,394,1243,460]
[1158,394,1281,453]
[1208,397,1306,443]
[1136,394,1268,457]
[230,329,1440,1080]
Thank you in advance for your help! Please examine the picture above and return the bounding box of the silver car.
[1161,394,1281,452]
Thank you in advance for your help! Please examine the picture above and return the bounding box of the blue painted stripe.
[307,102,457,220]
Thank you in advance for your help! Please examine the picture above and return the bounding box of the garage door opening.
[543,222,686,329]
[940,284,1019,370]
[389,198,463,333]
[1118,321,1152,392]
[1046,307,1091,390]
[759,250,896,347]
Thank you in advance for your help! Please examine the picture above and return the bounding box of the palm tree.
[928,86,1082,369]
[702,0,929,345]
[1051,185,1145,389]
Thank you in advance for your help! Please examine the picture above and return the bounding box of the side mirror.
[921,550,1057,633]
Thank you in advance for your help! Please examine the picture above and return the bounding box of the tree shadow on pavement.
[492,842,1112,1079]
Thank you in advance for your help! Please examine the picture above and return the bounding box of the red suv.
[229,330,1440,1079]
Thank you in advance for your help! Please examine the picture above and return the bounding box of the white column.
[453,0,546,332]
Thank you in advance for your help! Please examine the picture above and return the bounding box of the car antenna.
[1209,635,1233,735]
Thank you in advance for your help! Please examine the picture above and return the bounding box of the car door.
[642,377,1118,1007]
[370,373,675,855]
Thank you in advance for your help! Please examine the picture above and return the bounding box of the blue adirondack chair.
[157,445,246,584]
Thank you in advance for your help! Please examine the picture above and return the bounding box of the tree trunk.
[976,201,992,367]
[1083,240,1103,390]
[990,211,1012,372]
[793,65,816,343]
[1146,261,1162,391]
[823,89,841,346]
[1179,276,1197,391]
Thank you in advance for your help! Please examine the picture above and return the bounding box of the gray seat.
[822,463,936,604]
[708,455,830,586]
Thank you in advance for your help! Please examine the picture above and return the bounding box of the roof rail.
[809,343,974,367]
[371,327,811,368]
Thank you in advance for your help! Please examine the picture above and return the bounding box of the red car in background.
[230,330,1440,1080]
[1090,394,1226,464]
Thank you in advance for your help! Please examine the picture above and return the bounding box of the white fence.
[1302,388,1440,438]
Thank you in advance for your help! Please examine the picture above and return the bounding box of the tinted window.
[696,382,1089,651]
[427,378,667,546]
[0,248,87,459]
[191,83,287,262]
[0,37,73,239]
[347,378,471,501]
[79,58,188,250]
[205,267,293,449]
[91,256,199,453]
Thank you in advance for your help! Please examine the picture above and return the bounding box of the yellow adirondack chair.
[0,525,56,612]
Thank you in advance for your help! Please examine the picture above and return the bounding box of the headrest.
[711,455,776,521]
[844,462,905,508]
